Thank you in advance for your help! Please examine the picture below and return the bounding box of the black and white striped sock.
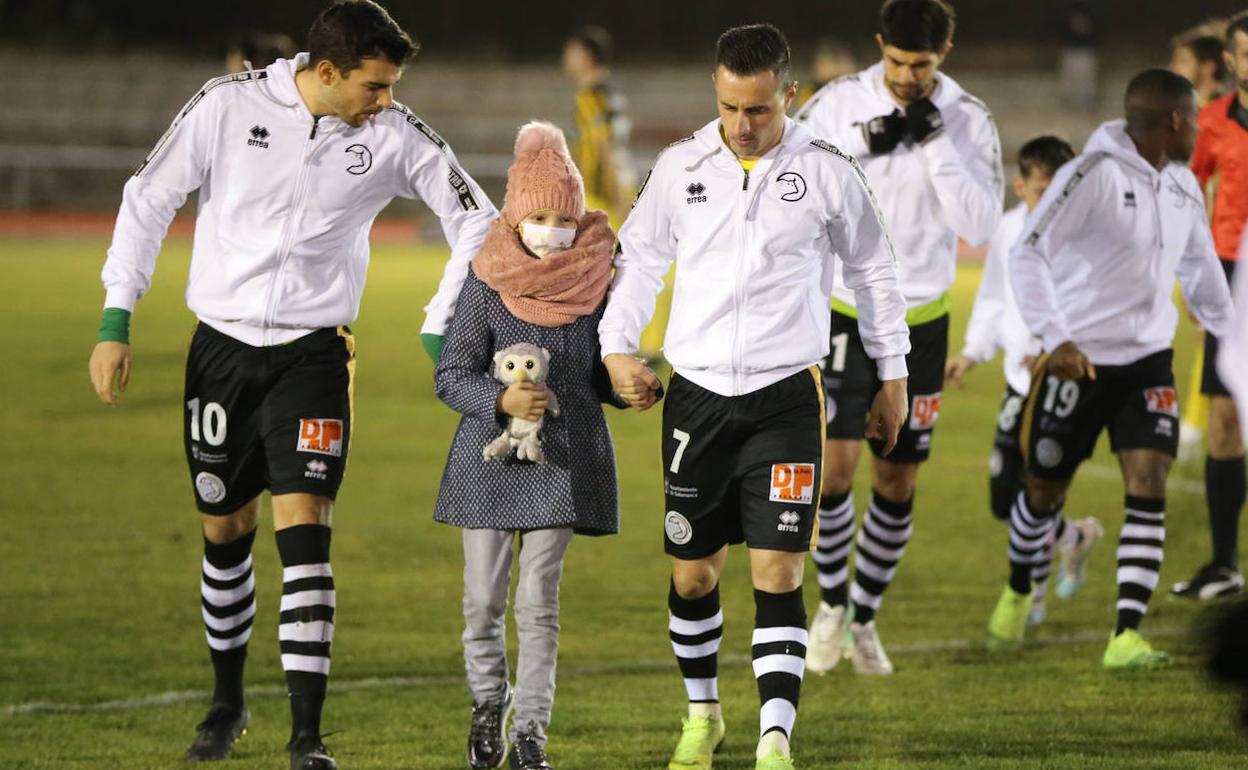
[668,580,722,705]
[753,587,806,740]
[1009,492,1057,594]
[850,492,913,623]
[275,524,334,740]
[1031,514,1065,589]
[812,492,854,608]
[201,528,257,709]
[1116,496,1165,634]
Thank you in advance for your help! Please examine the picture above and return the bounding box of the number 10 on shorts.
[770,463,815,505]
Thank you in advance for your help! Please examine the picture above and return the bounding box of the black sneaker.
[1171,563,1245,601]
[508,728,552,770]
[469,685,513,769]
[287,730,336,770]
[185,704,248,761]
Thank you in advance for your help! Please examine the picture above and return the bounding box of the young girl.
[433,121,626,770]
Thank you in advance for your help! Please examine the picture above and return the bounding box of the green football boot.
[668,714,726,770]
[1103,629,1171,670]
[987,583,1033,652]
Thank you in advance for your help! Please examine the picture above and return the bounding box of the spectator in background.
[1171,32,1228,107]
[563,25,669,362]
[798,39,857,106]
[1059,1,1099,112]
[561,26,634,227]
[225,31,296,72]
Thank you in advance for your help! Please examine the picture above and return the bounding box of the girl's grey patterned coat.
[433,267,623,535]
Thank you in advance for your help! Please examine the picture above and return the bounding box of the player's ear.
[315,59,338,86]
[1013,176,1025,199]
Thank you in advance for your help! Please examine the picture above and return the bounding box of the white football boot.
[805,601,852,674]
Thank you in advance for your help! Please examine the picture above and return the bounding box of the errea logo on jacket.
[247,125,270,149]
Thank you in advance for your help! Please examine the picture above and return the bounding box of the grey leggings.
[461,527,573,743]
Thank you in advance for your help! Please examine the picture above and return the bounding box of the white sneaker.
[805,602,852,674]
[1027,580,1048,628]
[849,620,894,675]
[1027,596,1047,628]
[1055,517,1104,600]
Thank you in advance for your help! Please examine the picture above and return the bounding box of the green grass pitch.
[1,233,1246,769]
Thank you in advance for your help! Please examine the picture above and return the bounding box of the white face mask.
[519,221,577,258]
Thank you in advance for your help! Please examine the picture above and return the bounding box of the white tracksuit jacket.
[599,117,911,397]
[795,62,1004,311]
[960,203,1039,394]
[1012,120,1233,365]
[101,54,496,346]
[1217,223,1248,442]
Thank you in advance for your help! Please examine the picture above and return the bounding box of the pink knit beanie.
[500,121,586,228]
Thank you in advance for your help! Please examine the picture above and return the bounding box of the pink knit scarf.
[473,210,615,328]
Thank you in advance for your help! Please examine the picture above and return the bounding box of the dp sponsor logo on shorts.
[909,393,942,431]
[1143,387,1179,418]
[195,472,227,504]
[297,419,344,457]
[769,463,815,505]
[665,511,693,545]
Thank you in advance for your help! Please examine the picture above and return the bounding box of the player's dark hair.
[1176,34,1228,81]
[567,26,614,65]
[1017,136,1075,179]
[229,31,296,70]
[308,0,417,75]
[1229,12,1248,53]
[716,24,791,82]
[879,0,956,53]
[1125,68,1197,130]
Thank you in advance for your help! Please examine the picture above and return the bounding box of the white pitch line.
[1079,464,1203,496]
[1,626,1189,718]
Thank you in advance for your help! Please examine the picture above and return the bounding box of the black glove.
[862,110,907,155]
[905,98,944,145]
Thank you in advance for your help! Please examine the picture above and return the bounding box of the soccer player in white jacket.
[945,136,1104,627]
[985,69,1234,669]
[794,0,1003,674]
[86,3,495,766]
[599,24,910,770]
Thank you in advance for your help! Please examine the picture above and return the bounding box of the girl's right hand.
[498,382,550,421]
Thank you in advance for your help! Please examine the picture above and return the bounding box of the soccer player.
[946,136,1103,628]
[561,26,635,227]
[985,69,1234,668]
[87,2,495,766]
[795,0,1003,674]
[1171,13,1248,601]
[599,24,910,770]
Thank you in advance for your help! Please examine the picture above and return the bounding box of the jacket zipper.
[260,118,323,342]
[731,168,755,393]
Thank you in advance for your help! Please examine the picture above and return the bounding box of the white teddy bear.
[484,343,560,464]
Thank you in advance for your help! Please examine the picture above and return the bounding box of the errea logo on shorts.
[777,510,801,534]
[769,464,815,505]
[297,419,344,457]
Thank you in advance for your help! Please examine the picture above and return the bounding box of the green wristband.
[421,333,444,365]
[98,307,132,344]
